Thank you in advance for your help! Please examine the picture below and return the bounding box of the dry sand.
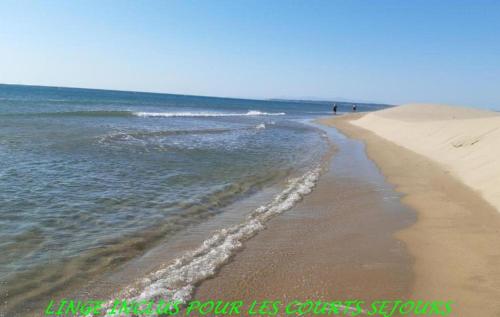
[352,104,500,211]
[320,105,500,316]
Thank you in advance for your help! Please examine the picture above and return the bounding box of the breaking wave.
[92,166,322,317]
[133,110,286,117]
[5,110,286,118]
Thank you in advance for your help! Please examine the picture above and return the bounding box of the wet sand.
[194,125,415,312]
[320,114,500,316]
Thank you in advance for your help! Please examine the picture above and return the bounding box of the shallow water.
[0,84,388,315]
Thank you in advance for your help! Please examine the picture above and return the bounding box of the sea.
[0,84,389,316]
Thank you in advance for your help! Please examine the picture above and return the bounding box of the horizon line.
[0,82,390,106]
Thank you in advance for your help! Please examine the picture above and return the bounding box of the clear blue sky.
[1,0,499,108]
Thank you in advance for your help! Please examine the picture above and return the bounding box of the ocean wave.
[133,110,286,117]
[6,110,286,118]
[91,166,321,317]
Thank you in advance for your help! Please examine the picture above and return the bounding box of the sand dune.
[320,113,500,316]
[352,104,500,212]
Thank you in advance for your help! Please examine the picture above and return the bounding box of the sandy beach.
[319,105,500,316]
[192,104,500,316]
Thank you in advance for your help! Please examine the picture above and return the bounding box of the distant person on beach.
[333,104,337,115]
[352,104,357,112]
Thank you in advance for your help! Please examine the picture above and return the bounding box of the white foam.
[255,123,266,129]
[93,167,322,317]
[133,110,285,118]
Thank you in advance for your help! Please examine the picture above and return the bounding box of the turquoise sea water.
[0,84,388,315]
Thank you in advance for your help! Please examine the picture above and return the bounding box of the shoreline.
[319,112,500,316]
[6,120,333,317]
[193,123,415,312]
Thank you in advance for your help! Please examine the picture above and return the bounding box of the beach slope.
[352,104,500,212]
[319,105,500,315]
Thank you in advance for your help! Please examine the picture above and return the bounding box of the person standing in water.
[352,104,357,112]
[333,103,337,115]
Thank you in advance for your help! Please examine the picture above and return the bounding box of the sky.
[1,0,500,108]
